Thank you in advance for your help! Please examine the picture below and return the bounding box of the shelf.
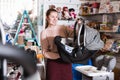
[99,30,117,33]
[58,20,75,25]
[22,23,30,25]
[79,12,120,16]
[15,44,25,48]
[37,63,44,67]
[25,38,36,41]
[44,0,80,5]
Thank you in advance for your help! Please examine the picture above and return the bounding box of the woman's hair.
[45,9,58,28]
[78,18,85,23]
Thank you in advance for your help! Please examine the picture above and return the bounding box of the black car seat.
[94,55,116,72]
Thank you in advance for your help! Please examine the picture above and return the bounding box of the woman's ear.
[46,16,48,21]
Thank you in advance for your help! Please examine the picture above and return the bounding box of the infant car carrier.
[54,21,104,64]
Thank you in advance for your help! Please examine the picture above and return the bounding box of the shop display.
[79,1,100,15]
[2,0,120,80]
[13,10,44,66]
[78,0,120,53]
[41,0,120,80]
[42,0,120,57]
[99,0,120,13]
[13,10,39,47]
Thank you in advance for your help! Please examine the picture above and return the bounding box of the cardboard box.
[82,72,114,80]
[76,65,114,80]
[24,46,39,54]
[17,35,24,45]
[26,41,33,46]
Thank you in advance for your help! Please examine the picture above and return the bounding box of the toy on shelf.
[69,8,76,20]
[56,7,62,20]
[62,6,71,20]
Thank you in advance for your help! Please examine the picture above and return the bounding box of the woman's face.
[47,11,58,26]
[78,19,82,24]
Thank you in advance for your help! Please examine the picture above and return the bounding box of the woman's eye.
[51,16,55,18]
[56,16,58,18]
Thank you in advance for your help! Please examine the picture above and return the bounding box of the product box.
[24,46,39,54]
[17,35,24,45]
[76,65,114,80]
[26,41,33,46]
[82,72,114,80]
[26,40,35,46]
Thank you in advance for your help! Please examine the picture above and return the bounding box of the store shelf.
[13,10,40,47]
[79,12,120,16]
[22,23,30,25]
[25,38,36,41]
[37,63,44,67]
[99,30,117,33]
[15,44,25,48]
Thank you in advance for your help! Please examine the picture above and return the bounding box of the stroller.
[0,22,41,80]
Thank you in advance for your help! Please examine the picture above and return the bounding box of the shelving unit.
[13,10,39,47]
[77,0,120,52]
[12,10,45,80]
[43,0,81,27]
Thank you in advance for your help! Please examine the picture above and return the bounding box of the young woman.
[40,9,74,80]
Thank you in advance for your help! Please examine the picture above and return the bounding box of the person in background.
[40,8,74,80]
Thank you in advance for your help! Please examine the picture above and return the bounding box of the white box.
[82,72,114,80]
[75,65,114,80]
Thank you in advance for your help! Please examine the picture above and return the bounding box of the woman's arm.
[64,25,74,38]
[40,31,60,59]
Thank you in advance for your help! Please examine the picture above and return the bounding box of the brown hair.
[45,9,58,28]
